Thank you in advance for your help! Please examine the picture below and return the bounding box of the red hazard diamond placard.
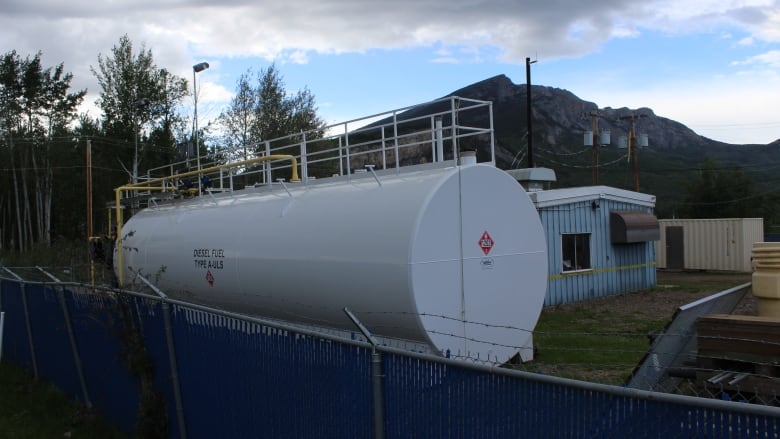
[478,231,494,255]
[205,270,215,286]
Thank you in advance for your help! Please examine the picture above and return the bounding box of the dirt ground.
[550,270,755,321]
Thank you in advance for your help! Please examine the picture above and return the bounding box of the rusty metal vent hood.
[610,211,660,243]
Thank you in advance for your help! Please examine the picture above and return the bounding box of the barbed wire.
[27,272,780,348]
[0,165,122,173]
[52,279,780,380]
[358,310,535,334]
[8,270,780,405]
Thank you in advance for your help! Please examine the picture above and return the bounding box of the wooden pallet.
[695,314,780,403]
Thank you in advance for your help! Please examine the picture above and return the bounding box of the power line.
[0,165,122,173]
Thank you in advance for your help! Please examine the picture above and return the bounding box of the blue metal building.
[525,184,659,306]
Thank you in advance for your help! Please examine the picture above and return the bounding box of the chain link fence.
[2,266,779,437]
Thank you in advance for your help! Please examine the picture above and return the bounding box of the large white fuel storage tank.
[115,160,548,363]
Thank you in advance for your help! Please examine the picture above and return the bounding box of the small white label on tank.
[480,257,494,270]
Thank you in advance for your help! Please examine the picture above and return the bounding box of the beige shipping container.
[656,218,764,272]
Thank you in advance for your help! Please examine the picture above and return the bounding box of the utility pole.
[526,57,537,168]
[590,110,600,185]
[584,110,610,185]
[631,116,638,191]
[620,113,646,192]
[86,139,92,240]
[86,139,94,285]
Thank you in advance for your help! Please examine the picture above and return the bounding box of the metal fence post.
[59,286,92,407]
[0,277,4,362]
[21,282,38,379]
[162,301,187,439]
[135,273,188,439]
[37,268,92,408]
[3,268,39,379]
[343,308,385,439]
[0,311,5,362]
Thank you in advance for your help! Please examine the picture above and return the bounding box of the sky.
[3,0,780,145]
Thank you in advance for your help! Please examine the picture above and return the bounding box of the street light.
[526,57,537,168]
[192,61,209,182]
[133,98,150,184]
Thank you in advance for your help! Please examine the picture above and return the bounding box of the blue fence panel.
[384,353,608,437]
[384,352,780,437]
[384,353,535,438]
[4,276,780,438]
[66,290,140,434]
[575,381,780,436]
[172,307,373,439]
[136,298,182,439]
[25,284,83,404]
[0,279,33,370]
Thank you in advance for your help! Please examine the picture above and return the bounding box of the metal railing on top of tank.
[145,95,495,191]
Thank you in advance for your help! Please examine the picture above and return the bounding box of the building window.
[562,233,591,272]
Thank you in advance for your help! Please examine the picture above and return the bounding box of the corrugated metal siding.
[740,218,765,270]
[539,199,657,306]
[656,219,763,272]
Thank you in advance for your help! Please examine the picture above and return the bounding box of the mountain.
[424,74,780,218]
[447,74,723,152]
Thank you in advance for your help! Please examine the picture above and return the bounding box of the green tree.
[218,64,325,158]
[216,64,325,185]
[679,157,762,219]
[0,50,85,251]
[91,34,188,183]
[217,70,257,163]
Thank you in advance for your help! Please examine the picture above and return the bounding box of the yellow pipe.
[115,187,124,286]
[114,154,300,286]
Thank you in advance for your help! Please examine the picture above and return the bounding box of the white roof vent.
[505,168,557,192]
[459,150,477,167]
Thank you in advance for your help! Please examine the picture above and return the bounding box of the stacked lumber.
[696,314,780,402]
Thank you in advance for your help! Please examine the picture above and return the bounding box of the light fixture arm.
[192,61,210,193]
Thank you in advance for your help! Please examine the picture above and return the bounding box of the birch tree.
[217,71,257,163]
[92,34,187,182]
[0,50,84,250]
[216,64,325,185]
[0,51,24,250]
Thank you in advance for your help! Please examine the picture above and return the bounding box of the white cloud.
[5,0,779,79]
[632,0,780,41]
[432,56,461,64]
[2,0,779,145]
[731,49,780,69]
[580,68,780,144]
[285,50,310,65]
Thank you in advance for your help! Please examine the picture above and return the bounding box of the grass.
[0,239,87,267]
[513,271,752,385]
[0,239,113,284]
[0,361,127,439]
[526,307,668,384]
